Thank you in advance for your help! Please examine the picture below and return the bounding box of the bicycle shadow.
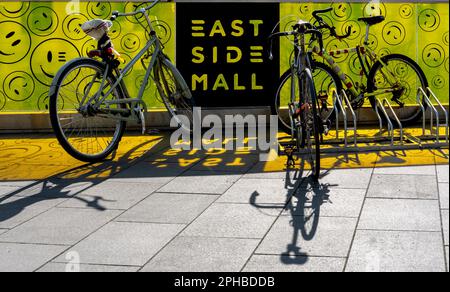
[250,159,333,267]
[0,137,164,226]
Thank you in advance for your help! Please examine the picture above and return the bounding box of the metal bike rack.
[279,87,449,160]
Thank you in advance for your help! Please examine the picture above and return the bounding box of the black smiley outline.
[0,91,6,111]
[432,75,445,89]
[37,91,64,111]
[382,21,406,46]
[419,9,440,32]
[341,20,361,40]
[299,4,311,16]
[121,33,141,53]
[27,6,59,37]
[30,38,81,86]
[378,48,391,58]
[82,38,98,57]
[363,3,387,18]
[331,3,352,22]
[87,1,112,19]
[0,21,32,65]
[399,4,414,19]
[2,71,35,102]
[443,32,449,47]
[0,2,30,18]
[349,54,363,75]
[361,33,379,51]
[62,13,89,41]
[422,43,445,68]
[326,38,350,63]
[124,2,149,24]
[145,20,173,45]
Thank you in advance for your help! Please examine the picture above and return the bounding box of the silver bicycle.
[49,0,194,162]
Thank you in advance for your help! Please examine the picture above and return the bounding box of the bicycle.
[273,7,429,135]
[269,21,326,180]
[49,0,194,163]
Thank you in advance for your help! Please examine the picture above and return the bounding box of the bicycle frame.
[81,6,164,122]
[308,38,402,103]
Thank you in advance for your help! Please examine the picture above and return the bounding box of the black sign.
[176,2,280,108]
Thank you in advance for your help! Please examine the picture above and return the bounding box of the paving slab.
[446,246,449,272]
[58,181,159,210]
[367,174,438,199]
[55,222,184,266]
[191,154,260,173]
[243,255,345,272]
[0,197,68,229]
[346,230,446,272]
[442,209,449,246]
[0,186,19,198]
[0,181,37,188]
[110,161,189,184]
[182,203,280,239]
[439,183,449,210]
[37,262,139,273]
[159,171,241,195]
[218,178,293,205]
[0,208,121,245]
[142,236,259,272]
[256,216,357,258]
[436,165,449,183]
[284,188,366,218]
[0,229,7,236]
[358,199,441,232]
[5,181,95,198]
[117,193,218,224]
[0,243,68,272]
[373,165,437,176]
[244,163,302,180]
[317,168,373,189]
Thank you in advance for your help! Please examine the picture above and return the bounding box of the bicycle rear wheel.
[154,58,195,132]
[300,69,321,181]
[368,54,428,125]
[49,58,126,163]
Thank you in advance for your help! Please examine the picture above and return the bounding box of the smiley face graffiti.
[331,3,352,22]
[443,32,449,47]
[363,3,386,18]
[124,2,148,24]
[378,48,391,58]
[326,39,349,63]
[109,21,121,40]
[419,9,440,32]
[0,91,6,111]
[299,4,311,16]
[422,43,445,68]
[399,4,413,19]
[445,58,449,73]
[0,21,32,65]
[149,20,172,45]
[361,34,378,51]
[382,22,406,46]
[81,38,98,57]
[342,20,360,40]
[432,75,445,89]
[30,39,81,86]
[121,33,141,53]
[87,2,112,20]
[349,54,363,76]
[63,14,89,40]
[0,2,30,18]
[37,92,64,111]
[27,7,59,37]
[3,71,35,102]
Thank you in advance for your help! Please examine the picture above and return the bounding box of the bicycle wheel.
[368,54,428,125]
[49,58,127,163]
[273,61,342,135]
[300,69,321,181]
[154,57,195,132]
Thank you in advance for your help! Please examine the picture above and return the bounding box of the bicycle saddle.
[358,16,385,26]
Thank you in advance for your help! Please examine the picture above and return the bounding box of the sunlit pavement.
[0,133,448,272]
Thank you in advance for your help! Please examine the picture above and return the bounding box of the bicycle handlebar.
[268,28,324,60]
[110,0,168,21]
[311,7,352,40]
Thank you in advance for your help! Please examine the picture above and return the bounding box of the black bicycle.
[269,20,326,180]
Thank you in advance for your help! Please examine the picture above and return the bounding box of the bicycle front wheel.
[49,58,127,163]
[300,69,321,181]
[368,54,428,125]
[154,58,195,132]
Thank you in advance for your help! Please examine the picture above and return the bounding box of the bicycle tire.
[273,61,342,135]
[49,58,127,163]
[367,54,429,126]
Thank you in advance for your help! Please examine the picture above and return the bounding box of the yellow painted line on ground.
[0,132,448,181]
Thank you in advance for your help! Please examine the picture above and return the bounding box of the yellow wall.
[0,1,448,113]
